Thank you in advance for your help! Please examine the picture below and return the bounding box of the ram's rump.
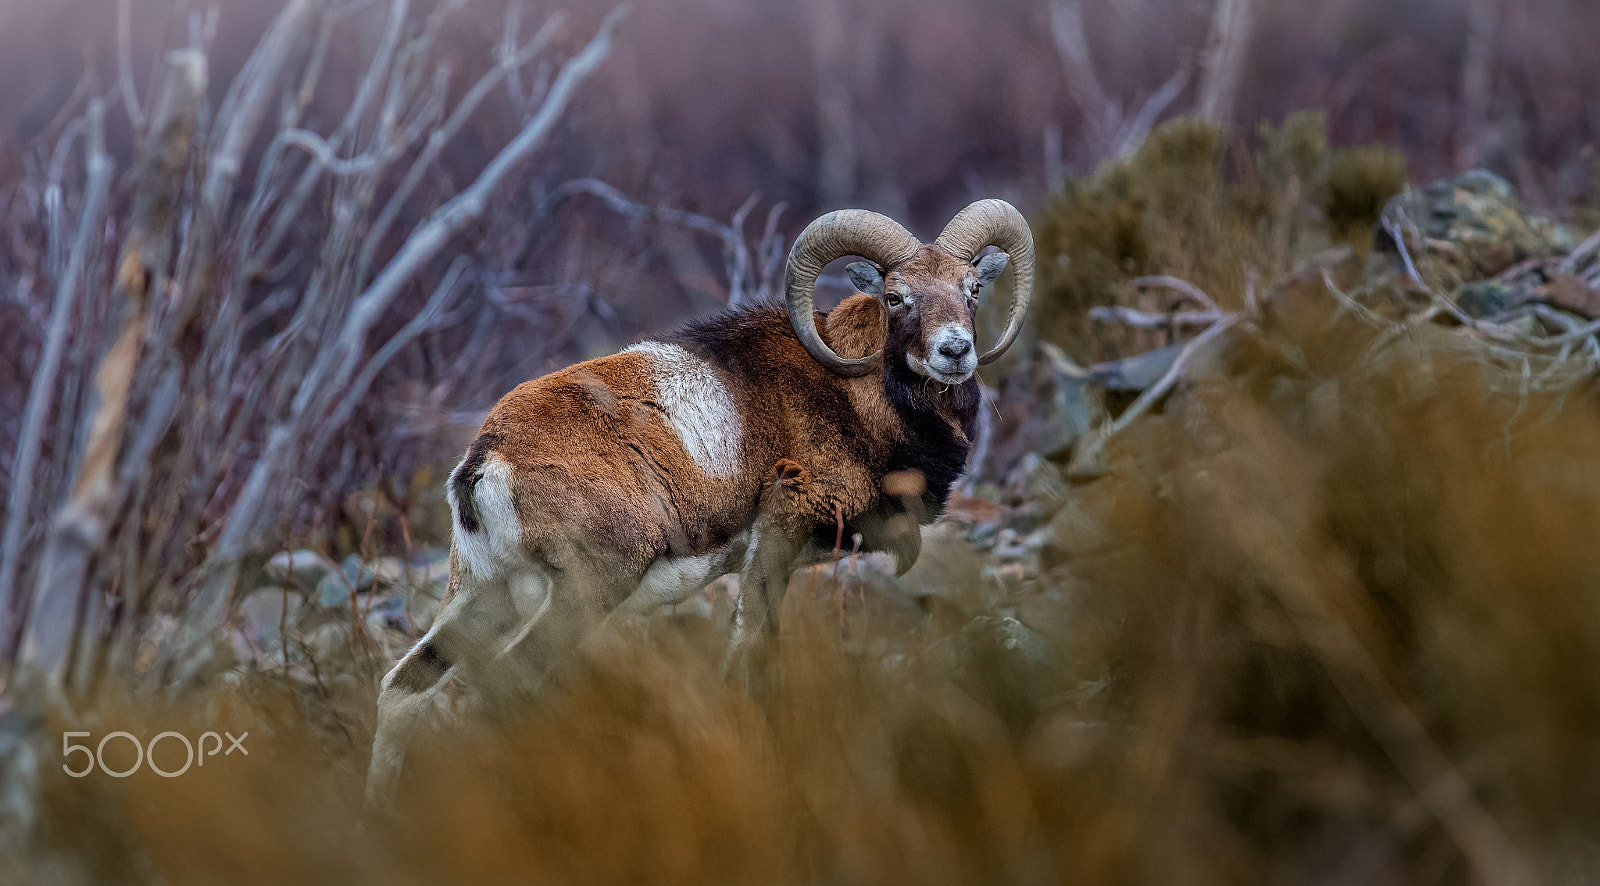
[448,344,760,578]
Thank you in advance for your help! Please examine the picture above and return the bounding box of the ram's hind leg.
[486,560,600,695]
[367,548,523,808]
[367,639,453,809]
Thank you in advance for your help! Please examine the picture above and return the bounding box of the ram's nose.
[924,325,978,381]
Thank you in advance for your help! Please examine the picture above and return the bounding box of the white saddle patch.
[625,341,744,478]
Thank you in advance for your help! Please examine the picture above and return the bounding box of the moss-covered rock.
[1379,169,1574,287]
[1032,114,1407,362]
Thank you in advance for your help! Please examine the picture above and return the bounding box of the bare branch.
[0,101,115,650]
[359,10,567,282]
[44,116,87,281]
[1110,316,1238,435]
[332,0,412,147]
[1090,305,1226,328]
[274,129,385,176]
[205,0,317,215]
[250,0,412,273]
[317,258,471,449]
[555,177,725,236]
[810,0,857,205]
[1133,275,1221,312]
[554,178,783,305]
[116,0,146,133]
[19,51,206,680]
[1558,228,1600,275]
[1455,0,1499,169]
[1196,0,1255,126]
[1109,61,1191,158]
[1048,0,1113,137]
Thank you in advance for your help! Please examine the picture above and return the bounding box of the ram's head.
[783,199,1035,384]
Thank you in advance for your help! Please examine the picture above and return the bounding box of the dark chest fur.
[882,359,979,521]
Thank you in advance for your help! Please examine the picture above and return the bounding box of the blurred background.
[1,1,1598,883]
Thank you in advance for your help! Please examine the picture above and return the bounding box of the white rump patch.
[447,456,523,580]
[624,341,744,478]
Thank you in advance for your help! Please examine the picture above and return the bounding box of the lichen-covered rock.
[1380,169,1573,284]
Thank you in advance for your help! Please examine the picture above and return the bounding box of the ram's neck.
[822,295,978,517]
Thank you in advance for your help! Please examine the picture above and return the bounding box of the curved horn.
[934,199,1035,365]
[784,209,922,376]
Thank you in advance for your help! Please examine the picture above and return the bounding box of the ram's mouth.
[907,353,972,385]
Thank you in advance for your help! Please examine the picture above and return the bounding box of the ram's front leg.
[732,460,816,644]
[844,469,931,575]
[725,458,868,669]
[846,506,922,575]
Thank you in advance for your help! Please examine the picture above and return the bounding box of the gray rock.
[314,573,356,609]
[264,549,337,593]
[933,615,1057,731]
[368,555,450,590]
[898,522,990,613]
[236,589,302,654]
[340,554,380,590]
[1090,343,1181,392]
[1034,342,1098,460]
[314,555,381,608]
[364,593,415,635]
[1002,453,1069,529]
[303,621,352,664]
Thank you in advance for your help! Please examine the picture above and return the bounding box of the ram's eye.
[886,292,903,307]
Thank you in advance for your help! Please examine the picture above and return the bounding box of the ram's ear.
[846,261,886,296]
[973,252,1009,288]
